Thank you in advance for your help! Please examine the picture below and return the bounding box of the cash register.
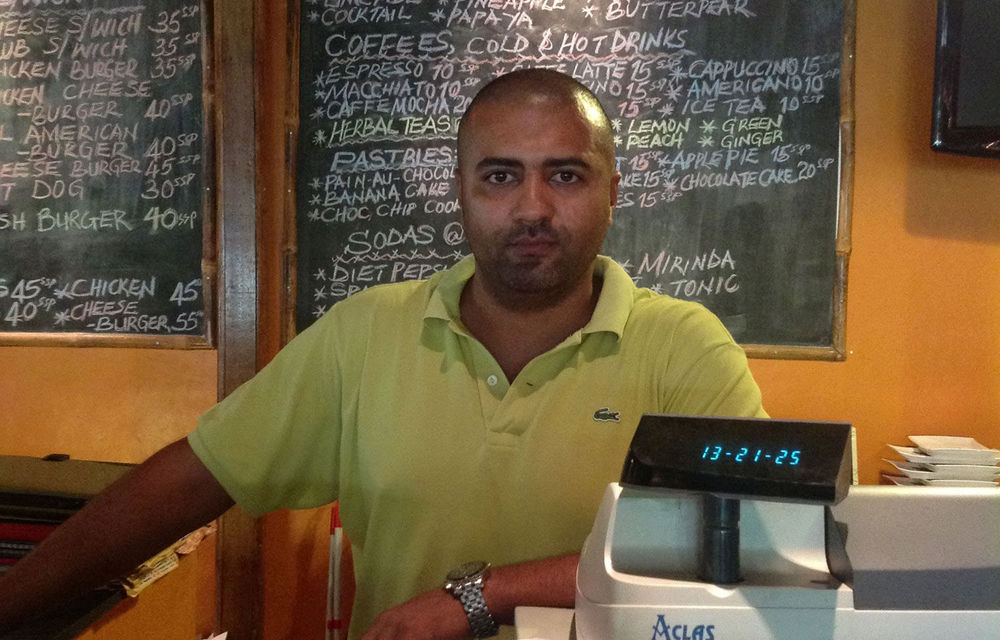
[514,415,1000,639]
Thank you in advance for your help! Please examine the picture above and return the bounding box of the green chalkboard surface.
[0,0,212,346]
[293,0,854,359]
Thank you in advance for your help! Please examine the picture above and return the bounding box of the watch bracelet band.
[456,584,499,637]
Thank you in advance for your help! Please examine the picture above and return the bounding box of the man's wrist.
[443,561,499,637]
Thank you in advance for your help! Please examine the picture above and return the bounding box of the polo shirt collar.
[423,255,635,340]
[585,257,635,338]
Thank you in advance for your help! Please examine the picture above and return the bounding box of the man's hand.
[360,588,469,640]
[360,554,579,640]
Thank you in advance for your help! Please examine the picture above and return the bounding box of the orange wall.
[749,0,1000,482]
[0,347,219,638]
[0,348,216,463]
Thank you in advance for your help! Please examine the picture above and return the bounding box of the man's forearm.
[483,554,578,625]
[0,438,234,632]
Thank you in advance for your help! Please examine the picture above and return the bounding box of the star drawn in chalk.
[657,103,675,117]
[307,10,320,22]
[308,209,321,221]
[650,284,664,294]
[657,154,672,168]
[611,118,622,132]
[310,177,322,189]
[618,259,633,271]
[700,120,718,134]
[430,8,446,22]
[311,106,325,120]
[314,287,327,300]
[314,269,327,281]
[582,4,597,18]
[53,310,70,326]
[314,305,328,319]
[314,88,327,101]
[312,130,327,145]
[698,135,714,148]
[614,135,623,147]
[665,85,683,103]
[670,68,686,83]
[310,194,322,205]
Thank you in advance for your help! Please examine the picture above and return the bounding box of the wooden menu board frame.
[282,0,856,361]
[0,0,218,349]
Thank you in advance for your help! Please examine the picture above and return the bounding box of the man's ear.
[454,169,468,226]
[608,171,621,225]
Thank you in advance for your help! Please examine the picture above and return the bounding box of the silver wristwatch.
[443,561,499,638]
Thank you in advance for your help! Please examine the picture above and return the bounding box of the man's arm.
[361,554,578,640]
[0,437,235,632]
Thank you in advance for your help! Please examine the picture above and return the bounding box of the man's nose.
[514,174,555,223]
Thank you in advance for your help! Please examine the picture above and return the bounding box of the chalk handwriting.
[0,0,207,335]
[295,0,844,338]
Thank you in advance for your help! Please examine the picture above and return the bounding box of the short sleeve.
[188,309,348,516]
[659,303,767,419]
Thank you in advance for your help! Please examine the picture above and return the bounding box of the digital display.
[620,414,853,503]
[700,444,801,466]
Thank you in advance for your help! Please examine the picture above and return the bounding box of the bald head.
[457,69,616,168]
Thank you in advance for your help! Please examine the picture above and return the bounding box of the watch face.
[447,561,489,581]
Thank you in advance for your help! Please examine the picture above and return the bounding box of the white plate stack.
[883,435,1000,487]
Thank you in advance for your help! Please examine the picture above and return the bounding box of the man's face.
[456,95,620,307]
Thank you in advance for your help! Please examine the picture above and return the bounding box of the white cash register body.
[574,483,1000,639]
[515,415,1000,640]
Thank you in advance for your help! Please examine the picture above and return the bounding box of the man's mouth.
[508,235,558,256]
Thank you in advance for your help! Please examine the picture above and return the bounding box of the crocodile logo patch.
[593,407,621,423]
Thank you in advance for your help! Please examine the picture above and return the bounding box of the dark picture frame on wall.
[931,0,1000,157]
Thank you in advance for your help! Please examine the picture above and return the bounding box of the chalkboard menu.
[0,0,211,345]
[295,0,853,357]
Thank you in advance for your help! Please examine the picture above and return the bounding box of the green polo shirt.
[189,256,765,639]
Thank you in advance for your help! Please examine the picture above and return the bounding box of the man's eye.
[552,171,580,184]
[486,171,513,184]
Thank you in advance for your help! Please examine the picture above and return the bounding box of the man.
[0,69,765,639]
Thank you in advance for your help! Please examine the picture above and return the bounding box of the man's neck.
[459,271,602,382]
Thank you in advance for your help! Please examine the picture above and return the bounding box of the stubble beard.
[473,221,603,311]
